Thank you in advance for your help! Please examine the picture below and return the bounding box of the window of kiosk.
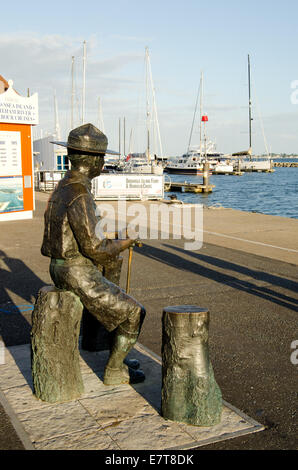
[63,155,69,170]
[57,155,62,170]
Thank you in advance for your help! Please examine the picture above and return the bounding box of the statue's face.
[70,153,105,178]
[88,155,105,178]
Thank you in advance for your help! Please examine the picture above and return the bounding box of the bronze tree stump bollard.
[31,286,84,403]
[161,305,222,426]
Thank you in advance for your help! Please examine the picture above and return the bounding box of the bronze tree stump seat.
[31,286,85,403]
[161,305,222,426]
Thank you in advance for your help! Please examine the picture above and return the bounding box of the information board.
[0,79,38,221]
[0,131,22,176]
[92,174,164,200]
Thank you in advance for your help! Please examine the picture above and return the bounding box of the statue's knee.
[140,306,146,323]
[137,305,146,330]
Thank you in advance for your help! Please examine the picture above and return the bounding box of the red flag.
[201,115,208,122]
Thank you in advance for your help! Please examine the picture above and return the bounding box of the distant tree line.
[260,153,298,157]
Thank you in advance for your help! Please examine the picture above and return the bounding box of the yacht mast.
[148,52,163,158]
[54,90,61,141]
[145,47,163,161]
[118,118,122,161]
[82,40,87,124]
[128,128,133,154]
[97,97,105,132]
[145,47,150,162]
[248,54,252,160]
[187,72,203,153]
[123,117,126,157]
[71,56,75,129]
[200,72,204,157]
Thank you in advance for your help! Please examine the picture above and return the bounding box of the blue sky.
[1,0,298,155]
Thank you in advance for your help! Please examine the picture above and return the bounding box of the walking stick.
[126,240,142,294]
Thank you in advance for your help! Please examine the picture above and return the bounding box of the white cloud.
[1,31,298,155]
[1,31,146,142]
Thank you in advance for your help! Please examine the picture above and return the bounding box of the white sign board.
[0,80,38,125]
[0,131,22,176]
[92,174,164,200]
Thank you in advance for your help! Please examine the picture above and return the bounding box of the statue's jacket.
[41,170,114,266]
[41,170,137,332]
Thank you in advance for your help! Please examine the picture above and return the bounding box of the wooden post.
[161,305,222,426]
[202,161,210,192]
[234,159,243,176]
[31,286,84,403]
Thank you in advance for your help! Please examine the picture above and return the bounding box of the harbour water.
[165,165,298,220]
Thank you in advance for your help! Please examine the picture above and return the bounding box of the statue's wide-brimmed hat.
[51,123,119,155]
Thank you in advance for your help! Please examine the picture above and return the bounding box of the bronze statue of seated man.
[41,123,146,385]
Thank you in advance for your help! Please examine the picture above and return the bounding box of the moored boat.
[208,158,234,174]
[165,148,212,175]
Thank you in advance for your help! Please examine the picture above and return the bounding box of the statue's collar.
[64,170,92,190]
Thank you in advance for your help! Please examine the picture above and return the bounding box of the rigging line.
[73,56,81,127]
[60,55,77,138]
[64,58,73,136]
[133,51,147,154]
[188,78,201,152]
[251,76,270,157]
[147,50,163,157]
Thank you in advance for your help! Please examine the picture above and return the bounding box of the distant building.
[33,136,69,172]
[0,75,9,94]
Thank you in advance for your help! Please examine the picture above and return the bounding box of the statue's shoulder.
[51,173,91,207]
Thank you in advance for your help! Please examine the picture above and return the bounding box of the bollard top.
[163,305,208,314]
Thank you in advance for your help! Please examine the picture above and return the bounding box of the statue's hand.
[117,237,142,252]
[112,238,134,254]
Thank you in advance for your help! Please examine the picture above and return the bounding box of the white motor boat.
[116,155,164,175]
[208,158,234,174]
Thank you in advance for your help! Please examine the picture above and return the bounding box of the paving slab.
[0,342,264,451]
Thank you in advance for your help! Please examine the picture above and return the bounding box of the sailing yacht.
[231,55,272,172]
[166,73,233,175]
[118,153,163,175]
[117,48,164,176]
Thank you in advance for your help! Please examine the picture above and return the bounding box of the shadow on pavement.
[135,243,298,312]
[0,250,47,346]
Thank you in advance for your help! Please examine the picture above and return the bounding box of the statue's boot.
[124,358,140,370]
[104,363,145,385]
[103,328,145,385]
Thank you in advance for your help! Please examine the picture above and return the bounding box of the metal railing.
[35,171,66,192]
